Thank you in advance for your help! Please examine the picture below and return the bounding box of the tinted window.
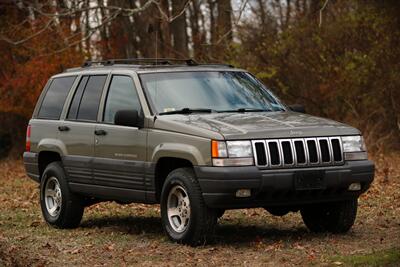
[67,76,88,120]
[76,75,107,121]
[38,76,76,119]
[104,76,141,124]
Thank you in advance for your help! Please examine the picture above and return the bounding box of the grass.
[0,153,399,266]
[332,248,400,267]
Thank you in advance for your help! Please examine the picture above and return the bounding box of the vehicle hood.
[153,111,360,140]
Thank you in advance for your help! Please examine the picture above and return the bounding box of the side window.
[38,76,76,119]
[67,76,88,120]
[67,75,106,121]
[103,75,141,124]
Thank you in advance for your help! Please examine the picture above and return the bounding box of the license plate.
[295,170,325,190]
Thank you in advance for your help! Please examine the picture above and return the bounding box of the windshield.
[139,71,285,114]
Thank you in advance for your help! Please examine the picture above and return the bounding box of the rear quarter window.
[37,76,76,119]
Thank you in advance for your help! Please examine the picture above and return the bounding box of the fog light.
[348,183,361,191]
[236,189,251,198]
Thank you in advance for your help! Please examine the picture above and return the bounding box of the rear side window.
[103,75,141,124]
[38,76,76,119]
[67,75,107,121]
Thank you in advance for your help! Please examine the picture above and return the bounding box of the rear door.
[93,73,147,201]
[59,74,108,185]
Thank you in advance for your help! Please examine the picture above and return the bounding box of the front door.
[93,74,147,200]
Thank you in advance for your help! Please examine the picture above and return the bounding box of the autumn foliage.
[0,7,83,117]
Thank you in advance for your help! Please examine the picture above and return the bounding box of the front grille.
[252,137,343,168]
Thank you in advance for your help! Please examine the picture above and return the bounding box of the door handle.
[94,129,107,136]
[58,126,70,132]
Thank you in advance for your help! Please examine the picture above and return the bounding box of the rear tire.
[160,167,217,246]
[40,162,84,228]
[300,199,358,233]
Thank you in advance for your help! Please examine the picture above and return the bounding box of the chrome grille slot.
[266,140,281,167]
[252,136,344,168]
[293,139,307,165]
[318,137,331,164]
[252,140,267,166]
[330,137,343,163]
[280,139,294,166]
[306,138,319,164]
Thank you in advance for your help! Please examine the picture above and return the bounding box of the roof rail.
[80,58,234,68]
[81,58,199,67]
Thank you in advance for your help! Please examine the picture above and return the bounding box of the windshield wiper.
[158,108,214,115]
[219,108,272,113]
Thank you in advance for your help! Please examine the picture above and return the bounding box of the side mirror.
[114,110,143,127]
[288,104,306,113]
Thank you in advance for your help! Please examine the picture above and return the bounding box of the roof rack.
[80,58,234,68]
[82,58,197,67]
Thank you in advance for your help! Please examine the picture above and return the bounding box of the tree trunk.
[189,0,204,59]
[159,0,172,58]
[208,0,216,45]
[136,0,158,58]
[216,0,233,43]
[171,0,189,57]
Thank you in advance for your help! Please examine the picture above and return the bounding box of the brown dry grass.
[0,154,399,266]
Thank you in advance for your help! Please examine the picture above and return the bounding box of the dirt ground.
[0,154,399,266]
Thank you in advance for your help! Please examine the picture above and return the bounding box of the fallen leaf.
[30,221,41,227]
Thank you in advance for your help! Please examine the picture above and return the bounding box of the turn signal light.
[211,140,227,158]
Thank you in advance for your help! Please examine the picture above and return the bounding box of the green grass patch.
[332,248,400,267]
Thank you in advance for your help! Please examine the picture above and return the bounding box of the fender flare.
[37,138,67,157]
[151,143,206,166]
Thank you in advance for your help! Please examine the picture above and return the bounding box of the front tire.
[40,162,84,228]
[300,199,358,233]
[160,168,217,246]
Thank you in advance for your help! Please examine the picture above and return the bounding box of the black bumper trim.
[194,160,374,209]
[23,152,40,183]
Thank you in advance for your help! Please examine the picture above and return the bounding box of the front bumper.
[194,160,374,209]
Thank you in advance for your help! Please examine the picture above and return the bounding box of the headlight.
[226,141,253,157]
[211,140,253,166]
[341,135,368,161]
[341,136,367,152]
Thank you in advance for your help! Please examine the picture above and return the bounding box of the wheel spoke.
[176,222,185,232]
[175,190,184,201]
[183,196,190,206]
[181,213,189,223]
[186,209,191,219]
[168,207,180,218]
[46,189,56,198]
[48,205,58,214]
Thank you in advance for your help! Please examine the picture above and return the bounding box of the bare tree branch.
[156,0,191,23]
[0,0,159,46]
[36,9,121,57]
[0,18,56,45]
[319,0,329,27]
